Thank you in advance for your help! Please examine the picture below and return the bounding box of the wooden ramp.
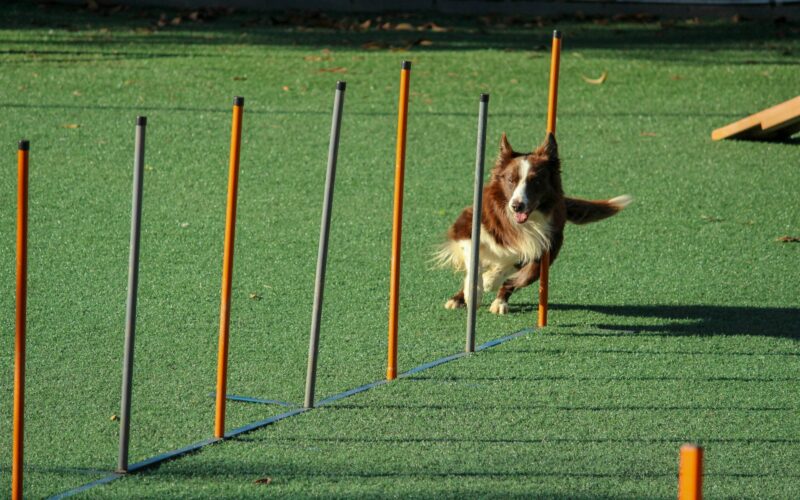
[712,96,800,141]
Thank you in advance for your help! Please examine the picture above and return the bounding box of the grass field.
[1,3,799,498]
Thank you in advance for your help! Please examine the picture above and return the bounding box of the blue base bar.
[48,328,532,499]
[213,393,299,408]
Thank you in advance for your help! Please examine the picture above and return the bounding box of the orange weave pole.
[538,30,561,328]
[13,140,29,500]
[678,444,704,500]
[387,61,411,381]
[214,97,244,439]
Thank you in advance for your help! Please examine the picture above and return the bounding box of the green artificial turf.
[1,3,799,498]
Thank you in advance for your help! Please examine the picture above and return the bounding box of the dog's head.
[491,132,562,224]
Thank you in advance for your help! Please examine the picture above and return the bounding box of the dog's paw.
[489,299,509,315]
[445,299,465,310]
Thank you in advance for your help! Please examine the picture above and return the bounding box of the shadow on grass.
[1,1,799,60]
[507,303,800,340]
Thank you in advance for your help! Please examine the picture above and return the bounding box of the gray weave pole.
[466,94,489,353]
[118,116,146,472]
[304,81,346,409]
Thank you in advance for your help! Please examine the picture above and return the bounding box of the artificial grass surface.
[1,3,799,498]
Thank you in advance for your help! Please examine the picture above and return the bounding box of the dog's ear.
[498,133,514,162]
[535,132,558,160]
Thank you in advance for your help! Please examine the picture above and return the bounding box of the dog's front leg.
[461,242,483,308]
[491,260,540,314]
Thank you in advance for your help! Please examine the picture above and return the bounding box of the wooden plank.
[712,95,800,141]
[711,113,761,141]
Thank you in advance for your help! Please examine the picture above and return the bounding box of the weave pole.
[118,116,146,472]
[12,140,29,500]
[214,96,244,439]
[466,94,489,353]
[538,30,561,328]
[387,60,411,381]
[304,81,347,409]
[678,444,704,500]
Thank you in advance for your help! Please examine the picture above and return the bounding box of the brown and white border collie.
[435,132,631,314]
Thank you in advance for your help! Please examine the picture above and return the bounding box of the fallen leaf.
[72,90,82,96]
[640,132,657,137]
[413,38,433,47]
[318,66,347,73]
[776,236,800,243]
[359,19,372,30]
[669,75,683,81]
[581,71,608,85]
[254,477,272,485]
[110,414,118,421]
[428,22,449,32]
[394,22,414,31]
[361,41,387,50]
[700,215,723,223]
[282,85,290,91]
[180,222,189,228]
[249,292,262,300]
[63,123,80,129]
[232,76,247,81]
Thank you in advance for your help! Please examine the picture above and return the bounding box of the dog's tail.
[565,195,632,225]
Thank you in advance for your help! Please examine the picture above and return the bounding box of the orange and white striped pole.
[538,30,561,328]
[678,444,704,500]
[214,97,244,439]
[387,61,411,381]
[13,140,30,500]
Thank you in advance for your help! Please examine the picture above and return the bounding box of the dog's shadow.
[508,303,800,340]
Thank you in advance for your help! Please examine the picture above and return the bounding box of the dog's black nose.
[511,200,526,212]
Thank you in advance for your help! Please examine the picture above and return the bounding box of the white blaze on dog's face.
[495,133,559,224]
[508,159,533,223]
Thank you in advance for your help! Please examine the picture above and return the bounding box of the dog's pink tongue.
[515,212,529,223]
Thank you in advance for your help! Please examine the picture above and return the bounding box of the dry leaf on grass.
[62,124,80,129]
[394,22,414,31]
[776,236,800,243]
[581,71,608,85]
[361,41,387,50]
[232,76,247,81]
[282,85,290,91]
[110,414,118,421]
[254,477,272,485]
[249,292,262,300]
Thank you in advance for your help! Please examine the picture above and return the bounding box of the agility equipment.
[712,96,800,141]
[466,94,489,353]
[214,96,245,439]
[118,116,147,472]
[304,81,347,409]
[678,444,704,500]
[13,139,29,500]
[387,60,411,380]
[538,30,561,328]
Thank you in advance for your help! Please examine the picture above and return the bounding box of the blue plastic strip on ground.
[213,393,299,408]
[47,327,532,499]
[48,473,123,500]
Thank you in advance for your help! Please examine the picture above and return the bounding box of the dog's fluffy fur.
[435,132,631,314]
